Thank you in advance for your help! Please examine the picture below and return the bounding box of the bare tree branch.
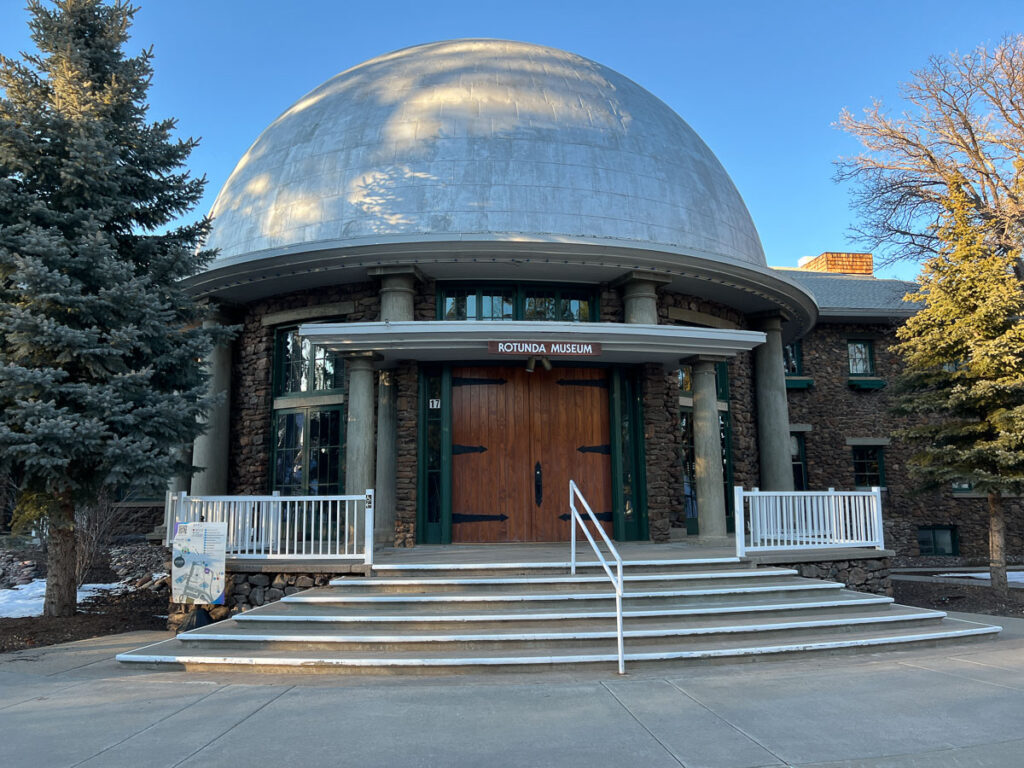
[835,36,1024,264]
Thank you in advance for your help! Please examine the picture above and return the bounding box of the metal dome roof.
[204,39,767,271]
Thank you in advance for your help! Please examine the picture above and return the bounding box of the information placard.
[171,522,228,605]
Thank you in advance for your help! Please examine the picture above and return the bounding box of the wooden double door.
[450,365,613,542]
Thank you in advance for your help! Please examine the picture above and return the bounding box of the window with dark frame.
[271,325,347,495]
[791,433,808,490]
[679,409,734,526]
[852,445,885,487]
[272,405,345,496]
[847,340,875,375]
[275,327,345,396]
[438,284,596,323]
[917,525,958,556]
[677,362,729,400]
[783,342,802,375]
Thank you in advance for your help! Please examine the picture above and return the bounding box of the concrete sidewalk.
[1,613,1023,768]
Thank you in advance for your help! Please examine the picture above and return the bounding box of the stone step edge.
[329,568,797,587]
[180,610,948,644]
[117,624,1001,667]
[370,558,741,571]
[282,582,843,604]
[234,595,896,623]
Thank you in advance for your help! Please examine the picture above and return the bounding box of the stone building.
[177,39,1018,564]
[782,254,1023,562]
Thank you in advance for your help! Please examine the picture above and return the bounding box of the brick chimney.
[796,251,874,275]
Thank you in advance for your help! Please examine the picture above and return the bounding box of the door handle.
[534,461,542,507]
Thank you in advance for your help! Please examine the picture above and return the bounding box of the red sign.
[487,341,602,357]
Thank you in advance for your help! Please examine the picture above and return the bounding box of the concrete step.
[118,557,1002,674]
[236,589,896,626]
[369,557,748,579]
[117,617,1001,673]
[327,567,798,592]
[176,605,949,653]
[283,577,841,607]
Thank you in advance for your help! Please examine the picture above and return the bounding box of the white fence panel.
[734,486,884,557]
[165,490,375,564]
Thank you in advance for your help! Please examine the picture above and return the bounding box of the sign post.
[171,522,228,605]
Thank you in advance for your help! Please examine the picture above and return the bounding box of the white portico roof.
[298,321,766,368]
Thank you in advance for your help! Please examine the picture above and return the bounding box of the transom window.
[847,340,875,375]
[439,284,596,322]
[275,327,344,396]
[852,446,885,488]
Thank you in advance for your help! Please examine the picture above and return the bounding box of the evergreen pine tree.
[0,0,227,616]
[894,179,1024,595]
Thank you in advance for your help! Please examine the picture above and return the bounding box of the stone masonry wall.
[642,363,675,542]
[770,557,893,596]
[167,568,368,631]
[787,321,1024,562]
[653,290,755,533]
[228,282,379,494]
[727,351,758,492]
[394,360,419,547]
[415,278,437,321]
[599,286,624,323]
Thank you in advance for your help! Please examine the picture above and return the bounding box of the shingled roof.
[775,269,919,320]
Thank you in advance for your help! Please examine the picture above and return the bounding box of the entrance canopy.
[299,321,766,367]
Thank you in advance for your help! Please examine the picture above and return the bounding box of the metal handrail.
[568,479,625,675]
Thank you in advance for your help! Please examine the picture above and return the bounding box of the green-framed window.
[679,408,734,533]
[438,284,597,322]
[917,525,959,556]
[852,445,885,488]
[783,342,803,375]
[791,433,808,490]
[678,362,729,401]
[274,327,345,397]
[951,480,974,494]
[847,340,875,375]
[272,405,345,496]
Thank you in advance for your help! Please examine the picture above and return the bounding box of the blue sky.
[2,1,1021,280]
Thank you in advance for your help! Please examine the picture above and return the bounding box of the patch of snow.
[0,579,124,618]
[937,571,1024,583]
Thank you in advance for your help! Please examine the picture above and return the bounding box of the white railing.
[569,479,625,675]
[733,486,884,557]
[166,490,375,565]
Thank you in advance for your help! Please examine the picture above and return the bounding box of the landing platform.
[225,542,895,573]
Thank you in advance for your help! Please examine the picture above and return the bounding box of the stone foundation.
[762,557,893,596]
[167,566,370,632]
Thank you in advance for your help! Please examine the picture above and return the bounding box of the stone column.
[754,315,795,491]
[191,317,232,496]
[379,272,416,323]
[692,358,727,539]
[613,270,671,324]
[368,266,421,543]
[345,355,377,497]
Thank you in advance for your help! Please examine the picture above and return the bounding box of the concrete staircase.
[117,556,1001,673]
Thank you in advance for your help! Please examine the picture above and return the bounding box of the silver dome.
[204,39,767,270]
